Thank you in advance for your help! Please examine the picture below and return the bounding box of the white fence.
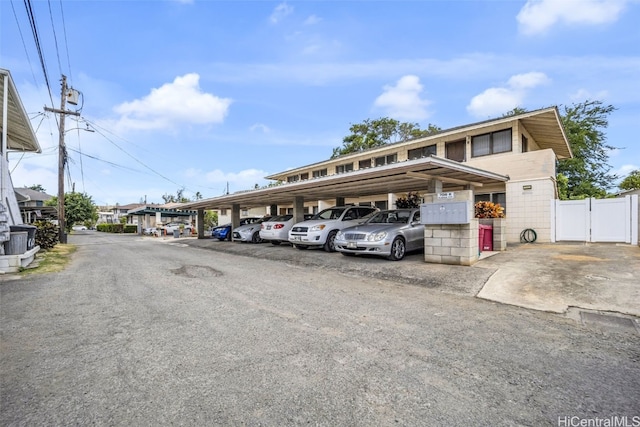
[552,195,638,245]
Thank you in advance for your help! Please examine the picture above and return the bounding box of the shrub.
[124,225,137,233]
[96,223,123,233]
[475,201,505,218]
[34,220,59,250]
[395,192,422,208]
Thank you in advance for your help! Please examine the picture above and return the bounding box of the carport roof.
[1,69,41,153]
[180,155,509,210]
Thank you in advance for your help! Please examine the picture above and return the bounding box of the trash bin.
[173,229,180,238]
[4,231,28,255]
[479,224,493,252]
[10,225,37,250]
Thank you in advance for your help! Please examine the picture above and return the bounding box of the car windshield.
[271,215,293,222]
[366,210,412,224]
[255,217,273,224]
[311,207,346,220]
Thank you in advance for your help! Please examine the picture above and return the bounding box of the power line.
[22,0,55,106]
[82,120,188,189]
[9,0,40,90]
[47,0,63,76]
[57,0,73,83]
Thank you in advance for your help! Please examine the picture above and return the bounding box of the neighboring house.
[265,107,571,243]
[14,187,56,223]
[614,188,640,198]
[216,206,269,226]
[126,204,197,230]
[1,68,42,271]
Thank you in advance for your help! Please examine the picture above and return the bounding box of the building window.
[446,139,466,162]
[374,200,388,210]
[312,168,327,178]
[408,145,437,160]
[359,159,372,169]
[220,209,227,216]
[471,129,512,157]
[474,192,507,213]
[522,135,529,153]
[335,163,354,174]
[300,172,309,180]
[374,153,397,167]
[287,175,299,183]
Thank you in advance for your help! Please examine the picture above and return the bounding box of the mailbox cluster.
[420,201,471,225]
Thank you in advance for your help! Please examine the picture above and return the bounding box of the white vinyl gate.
[553,195,638,244]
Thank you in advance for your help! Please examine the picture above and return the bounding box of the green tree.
[619,170,640,190]
[331,117,441,158]
[204,210,218,228]
[28,184,46,192]
[46,192,98,232]
[558,100,618,199]
[162,188,191,203]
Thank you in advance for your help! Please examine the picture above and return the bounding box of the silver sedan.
[334,209,423,261]
[232,217,273,243]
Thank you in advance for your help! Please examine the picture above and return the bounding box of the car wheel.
[295,244,308,250]
[388,237,406,261]
[270,241,281,246]
[323,230,337,252]
[251,231,262,243]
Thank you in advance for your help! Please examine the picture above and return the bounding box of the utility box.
[420,201,471,225]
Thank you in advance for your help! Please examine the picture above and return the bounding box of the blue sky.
[2,0,639,205]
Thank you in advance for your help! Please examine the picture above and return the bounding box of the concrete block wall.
[480,218,507,251]
[506,178,556,243]
[424,219,479,266]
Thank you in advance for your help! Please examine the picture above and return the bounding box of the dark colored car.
[211,217,261,241]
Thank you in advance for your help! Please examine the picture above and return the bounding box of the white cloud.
[113,73,232,131]
[615,164,639,177]
[569,88,610,102]
[373,75,431,121]
[270,3,293,24]
[507,71,550,89]
[517,0,629,35]
[204,168,270,192]
[304,15,322,25]
[250,123,271,133]
[466,72,550,118]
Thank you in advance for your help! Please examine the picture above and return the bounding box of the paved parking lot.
[171,235,640,320]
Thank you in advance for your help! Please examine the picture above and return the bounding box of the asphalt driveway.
[1,232,639,425]
[172,235,640,319]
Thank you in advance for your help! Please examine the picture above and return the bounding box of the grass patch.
[20,244,77,276]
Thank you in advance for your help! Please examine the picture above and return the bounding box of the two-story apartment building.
[264,107,570,243]
[182,107,571,264]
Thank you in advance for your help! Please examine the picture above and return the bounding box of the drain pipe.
[1,72,8,208]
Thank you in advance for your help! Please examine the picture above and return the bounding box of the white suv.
[288,206,378,252]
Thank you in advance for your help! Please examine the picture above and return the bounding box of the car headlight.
[367,231,387,242]
[310,224,326,232]
[336,230,344,239]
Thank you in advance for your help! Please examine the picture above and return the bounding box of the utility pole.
[44,75,79,244]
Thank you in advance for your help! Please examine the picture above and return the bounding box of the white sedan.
[259,214,313,245]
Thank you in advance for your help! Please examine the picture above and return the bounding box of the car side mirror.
[411,220,420,226]
[343,216,353,221]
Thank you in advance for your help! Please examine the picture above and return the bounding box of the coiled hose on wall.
[520,229,537,243]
